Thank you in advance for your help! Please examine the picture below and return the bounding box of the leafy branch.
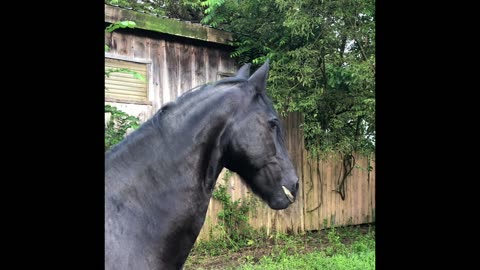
[105,68,145,81]
[104,21,136,52]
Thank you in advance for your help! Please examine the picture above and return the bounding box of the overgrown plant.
[105,105,140,151]
[211,170,256,251]
[325,226,347,256]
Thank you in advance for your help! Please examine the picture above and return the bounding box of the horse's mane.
[150,77,248,123]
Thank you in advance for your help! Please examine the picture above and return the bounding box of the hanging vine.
[333,153,355,200]
[306,155,324,213]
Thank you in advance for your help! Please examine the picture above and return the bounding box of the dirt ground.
[184,225,373,270]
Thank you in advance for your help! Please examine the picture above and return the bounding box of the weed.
[104,105,140,151]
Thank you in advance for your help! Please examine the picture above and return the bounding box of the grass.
[185,224,375,270]
[235,249,375,270]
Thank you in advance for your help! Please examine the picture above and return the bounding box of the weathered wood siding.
[105,5,237,121]
[197,112,375,241]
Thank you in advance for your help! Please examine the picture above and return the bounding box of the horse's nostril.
[288,181,299,197]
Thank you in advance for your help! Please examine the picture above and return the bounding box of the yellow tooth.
[282,186,294,203]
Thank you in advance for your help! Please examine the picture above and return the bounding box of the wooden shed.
[104,4,238,122]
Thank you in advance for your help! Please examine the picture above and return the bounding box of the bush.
[105,105,140,151]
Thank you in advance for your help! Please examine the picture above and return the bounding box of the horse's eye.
[269,119,278,129]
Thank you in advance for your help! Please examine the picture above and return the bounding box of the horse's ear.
[235,63,251,79]
[248,60,269,92]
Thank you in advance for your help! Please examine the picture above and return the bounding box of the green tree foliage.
[203,0,375,157]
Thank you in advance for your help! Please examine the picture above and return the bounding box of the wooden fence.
[197,112,375,241]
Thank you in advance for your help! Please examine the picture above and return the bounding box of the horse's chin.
[267,196,292,210]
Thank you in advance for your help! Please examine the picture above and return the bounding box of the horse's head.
[222,61,299,210]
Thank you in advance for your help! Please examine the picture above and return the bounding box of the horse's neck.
[161,90,240,192]
[105,86,245,269]
[106,87,241,194]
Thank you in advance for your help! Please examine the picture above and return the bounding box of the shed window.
[105,57,148,104]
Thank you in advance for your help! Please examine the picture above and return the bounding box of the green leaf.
[132,72,145,81]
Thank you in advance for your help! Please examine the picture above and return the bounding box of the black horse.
[105,61,299,270]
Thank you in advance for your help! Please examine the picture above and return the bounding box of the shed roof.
[105,4,233,45]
